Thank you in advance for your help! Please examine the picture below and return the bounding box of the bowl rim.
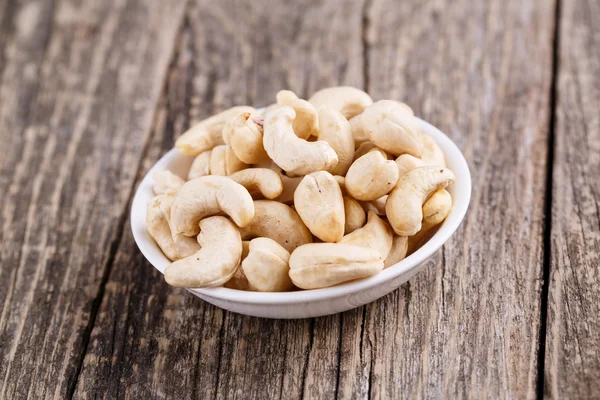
[131,117,471,304]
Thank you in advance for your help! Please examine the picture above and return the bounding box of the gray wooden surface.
[0,0,597,399]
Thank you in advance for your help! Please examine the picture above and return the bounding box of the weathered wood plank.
[75,0,556,399]
[74,0,366,398]
[0,0,186,398]
[545,0,600,397]
[336,0,555,398]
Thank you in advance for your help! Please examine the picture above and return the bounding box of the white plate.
[131,118,471,318]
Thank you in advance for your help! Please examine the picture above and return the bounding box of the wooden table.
[0,0,598,398]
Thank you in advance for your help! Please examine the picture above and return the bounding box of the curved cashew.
[360,195,387,216]
[176,106,255,155]
[276,90,317,139]
[188,150,212,180]
[224,241,253,290]
[294,171,345,242]
[339,211,393,260]
[164,216,242,287]
[228,168,283,199]
[308,86,373,119]
[263,106,338,175]
[239,200,312,252]
[386,167,455,236]
[153,170,185,196]
[209,144,248,176]
[421,134,446,167]
[408,189,452,253]
[361,100,423,157]
[242,238,294,292]
[395,154,424,179]
[170,176,255,238]
[349,114,369,147]
[345,150,399,201]
[384,235,408,268]
[222,112,269,164]
[318,108,355,175]
[146,195,200,261]
[343,196,366,234]
[288,243,383,289]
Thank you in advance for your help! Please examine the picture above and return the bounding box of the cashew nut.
[395,101,414,115]
[153,170,185,196]
[384,235,408,268]
[146,195,200,261]
[222,112,269,164]
[421,134,446,167]
[349,114,369,147]
[188,150,212,180]
[361,100,423,157]
[343,196,367,234]
[317,108,355,175]
[242,238,294,292]
[209,144,248,176]
[294,171,345,242]
[360,195,387,216]
[353,141,377,161]
[345,150,399,201]
[386,167,455,236]
[334,175,346,194]
[164,216,242,287]
[407,189,452,253]
[395,154,424,179]
[276,90,317,139]
[176,106,255,155]
[308,86,373,119]
[288,243,383,289]
[170,176,255,238]
[339,211,393,260]
[228,168,283,199]
[239,200,312,252]
[224,241,253,290]
[263,106,338,175]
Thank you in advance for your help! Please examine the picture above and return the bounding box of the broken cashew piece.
[153,170,185,196]
[317,108,355,176]
[344,196,366,234]
[209,144,248,176]
[239,200,312,252]
[170,175,255,238]
[294,171,345,242]
[289,243,383,289]
[308,86,373,119]
[276,90,318,139]
[263,106,338,175]
[242,238,294,292]
[176,106,255,155]
[222,112,269,164]
[188,150,212,180]
[386,167,455,236]
[339,211,393,260]
[346,150,399,201]
[164,216,242,287]
[146,195,200,261]
[361,100,423,157]
[384,235,409,268]
[407,189,452,253]
[228,168,283,199]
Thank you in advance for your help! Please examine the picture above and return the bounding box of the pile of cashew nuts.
[146,86,456,291]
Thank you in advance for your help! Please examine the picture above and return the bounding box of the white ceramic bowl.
[131,118,471,319]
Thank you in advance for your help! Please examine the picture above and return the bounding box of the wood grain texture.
[0,0,186,398]
[545,0,600,397]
